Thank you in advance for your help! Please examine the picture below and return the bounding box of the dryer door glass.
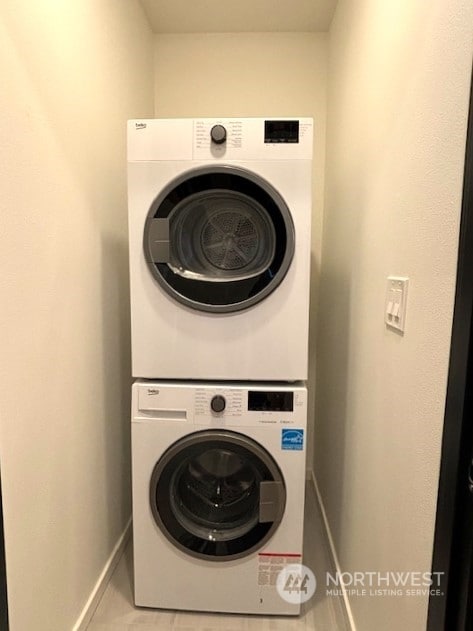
[149,430,286,561]
[143,166,295,313]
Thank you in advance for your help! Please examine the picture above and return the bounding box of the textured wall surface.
[0,2,153,629]
[316,1,473,629]
[154,33,327,466]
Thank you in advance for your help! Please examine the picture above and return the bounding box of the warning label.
[257,553,302,587]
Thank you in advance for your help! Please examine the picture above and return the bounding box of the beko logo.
[147,388,160,395]
[135,122,147,130]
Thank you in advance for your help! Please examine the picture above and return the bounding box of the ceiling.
[140,0,337,34]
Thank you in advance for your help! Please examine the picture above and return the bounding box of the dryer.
[127,118,313,381]
[131,380,308,615]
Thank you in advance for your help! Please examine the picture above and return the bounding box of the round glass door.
[149,430,286,561]
[143,165,295,313]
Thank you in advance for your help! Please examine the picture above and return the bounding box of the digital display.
[264,120,299,144]
[248,391,294,412]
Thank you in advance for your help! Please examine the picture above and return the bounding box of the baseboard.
[72,517,132,631]
[310,472,357,631]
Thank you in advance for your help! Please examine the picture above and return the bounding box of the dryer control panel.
[193,118,313,161]
[126,117,313,162]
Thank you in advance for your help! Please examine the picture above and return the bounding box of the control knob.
[210,395,226,413]
[210,124,227,145]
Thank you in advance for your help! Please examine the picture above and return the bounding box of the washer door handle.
[259,480,285,523]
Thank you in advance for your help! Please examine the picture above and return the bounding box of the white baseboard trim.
[72,517,132,631]
[310,472,357,631]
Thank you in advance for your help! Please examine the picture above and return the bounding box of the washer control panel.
[193,386,305,427]
[133,382,306,428]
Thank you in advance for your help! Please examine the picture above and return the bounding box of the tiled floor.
[87,482,349,630]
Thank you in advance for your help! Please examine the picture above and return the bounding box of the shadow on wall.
[308,250,321,469]
[100,232,133,539]
[314,267,351,550]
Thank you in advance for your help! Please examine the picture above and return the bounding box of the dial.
[210,124,227,145]
[210,395,226,413]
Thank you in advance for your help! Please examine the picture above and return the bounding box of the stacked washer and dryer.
[127,118,313,616]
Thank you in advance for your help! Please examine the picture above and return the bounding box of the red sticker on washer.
[257,553,302,586]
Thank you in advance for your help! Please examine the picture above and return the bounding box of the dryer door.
[143,165,295,313]
[149,430,286,561]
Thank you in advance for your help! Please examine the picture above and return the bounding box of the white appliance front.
[131,380,308,615]
[127,118,313,381]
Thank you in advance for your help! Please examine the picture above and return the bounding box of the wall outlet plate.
[385,276,409,333]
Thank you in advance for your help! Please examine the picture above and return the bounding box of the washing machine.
[132,380,308,615]
[127,118,313,381]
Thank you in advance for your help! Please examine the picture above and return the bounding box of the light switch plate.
[385,276,409,333]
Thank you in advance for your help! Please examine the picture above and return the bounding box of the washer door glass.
[143,166,295,313]
[149,430,286,561]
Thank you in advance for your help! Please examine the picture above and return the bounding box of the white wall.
[0,2,153,629]
[316,1,473,629]
[154,32,327,466]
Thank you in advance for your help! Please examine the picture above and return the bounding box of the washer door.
[143,165,295,313]
[149,430,286,561]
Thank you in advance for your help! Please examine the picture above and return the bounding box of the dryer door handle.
[147,218,170,263]
[259,480,285,523]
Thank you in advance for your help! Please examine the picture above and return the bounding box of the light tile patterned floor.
[87,483,349,631]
